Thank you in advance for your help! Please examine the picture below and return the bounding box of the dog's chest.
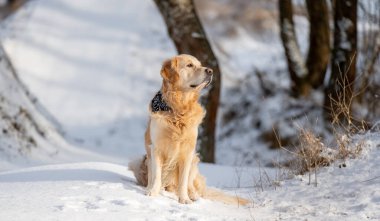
[150,113,200,142]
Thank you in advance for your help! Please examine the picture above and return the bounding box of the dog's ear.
[160,59,172,80]
[160,57,179,82]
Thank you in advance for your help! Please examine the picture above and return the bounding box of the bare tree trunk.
[153,0,221,163]
[279,0,309,95]
[279,0,331,96]
[305,0,330,88]
[324,0,357,123]
[357,1,380,103]
[0,0,25,19]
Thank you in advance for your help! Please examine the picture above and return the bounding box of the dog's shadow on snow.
[0,168,144,194]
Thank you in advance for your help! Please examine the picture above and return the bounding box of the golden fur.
[129,54,249,205]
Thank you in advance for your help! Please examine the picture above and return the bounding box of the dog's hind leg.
[144,123,153,189]
[146,153,153,188]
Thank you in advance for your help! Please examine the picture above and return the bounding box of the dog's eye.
[186,63,193,68]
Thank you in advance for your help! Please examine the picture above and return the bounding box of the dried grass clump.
[288,65,368,185]
[295,130,332,175]
[335,134,364,160]
[284,129,365,186]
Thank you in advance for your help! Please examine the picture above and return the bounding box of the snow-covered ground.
[251,132,380,220]
[1,132,379,221]
[0,162,253,221]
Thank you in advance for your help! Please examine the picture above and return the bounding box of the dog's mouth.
[190,76,213,89]
[205,75,213,87]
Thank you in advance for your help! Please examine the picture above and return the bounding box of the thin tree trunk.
[305,0,330,88]
[153,0,221,163]
[279,0,331,95]
[357,1,380,103]
[0,0,25,19]
[279,0,309,95]
[324,0,357,123]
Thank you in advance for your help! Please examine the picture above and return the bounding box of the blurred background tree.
[279,0,361,127]
[324,0,357,125]
[279,0,330,96]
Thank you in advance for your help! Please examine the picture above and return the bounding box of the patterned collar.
[151,91,171,113]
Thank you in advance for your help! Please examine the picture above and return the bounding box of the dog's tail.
[202,187,250,206]
[128,155,148,187]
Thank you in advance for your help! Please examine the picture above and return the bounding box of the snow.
[0,46,110,171]
[337,18,353,51]
[250,133,380,220]
[1,0,176,163]
[1,133,379,220]
[0,0,380,220]
[0,162,252,221]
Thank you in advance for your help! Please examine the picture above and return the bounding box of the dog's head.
[160,54,213,91]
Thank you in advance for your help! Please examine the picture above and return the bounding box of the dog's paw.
[189,191,200,201]
[179,197,193,204]
[146,189,159,197]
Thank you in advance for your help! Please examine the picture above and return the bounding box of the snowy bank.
[1,132,379,220]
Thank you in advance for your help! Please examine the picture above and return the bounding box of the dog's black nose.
[205,68,213,75]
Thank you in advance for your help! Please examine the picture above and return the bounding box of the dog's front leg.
[187,156,200,201]
[146,147,162,196]
[178,154,193,204]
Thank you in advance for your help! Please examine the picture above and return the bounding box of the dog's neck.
[159,85,201,115]
[151,91,172,113]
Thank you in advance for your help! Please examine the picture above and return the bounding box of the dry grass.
[279,128,364,186]
[335,134,364,160]
[295,131,331,174]
[281,55,367,185]
[280,129,330,186]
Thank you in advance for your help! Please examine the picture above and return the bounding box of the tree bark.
[324,0,357,123]
[279,0,331,96]
[279,0,309,95]
[153,0,221,163]
[305,0,330,88]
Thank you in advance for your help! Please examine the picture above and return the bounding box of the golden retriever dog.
[129,54,249,205]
